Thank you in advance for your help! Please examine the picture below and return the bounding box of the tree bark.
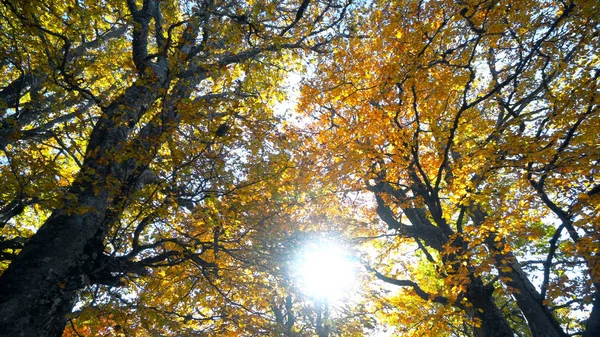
[0,208,107,336]
[583,284,600,337]
[0,80,161,336]
[470,209,567,337]
[488,239,567,337]
[465,278,516,337]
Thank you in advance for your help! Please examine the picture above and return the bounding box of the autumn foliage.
[0,0,598,336]
[299,0,600,336]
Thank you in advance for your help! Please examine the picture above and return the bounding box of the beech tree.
[0,0,354,336]
[299,0,599,336]
[2,0,599,336]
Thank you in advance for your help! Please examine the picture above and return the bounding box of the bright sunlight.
[295,238,356,302]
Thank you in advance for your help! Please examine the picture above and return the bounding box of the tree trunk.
[0,80,161,336]
[488,239,567,337]
[467,208,567,337]
[584,284,600,337]
[466,278,516,337]
[378,196,516,336]
[0,204,107,336]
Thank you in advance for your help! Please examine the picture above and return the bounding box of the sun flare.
[296,240,356,302]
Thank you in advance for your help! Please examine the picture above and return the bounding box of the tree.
[0,0,354,336]
[299,0,599,336]
[2,0,599,336]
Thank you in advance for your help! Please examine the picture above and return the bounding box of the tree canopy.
[0,0,598,336]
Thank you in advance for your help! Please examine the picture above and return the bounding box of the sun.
[295,239,356,302]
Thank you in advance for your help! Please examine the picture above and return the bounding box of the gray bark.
[0,79,162,336]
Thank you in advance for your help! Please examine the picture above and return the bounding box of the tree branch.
[365,264,449,305]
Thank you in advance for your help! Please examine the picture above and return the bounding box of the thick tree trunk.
[0,207,107,337]
[0,165,110,337]
[466,278,515,337]
[0,81,161,336]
